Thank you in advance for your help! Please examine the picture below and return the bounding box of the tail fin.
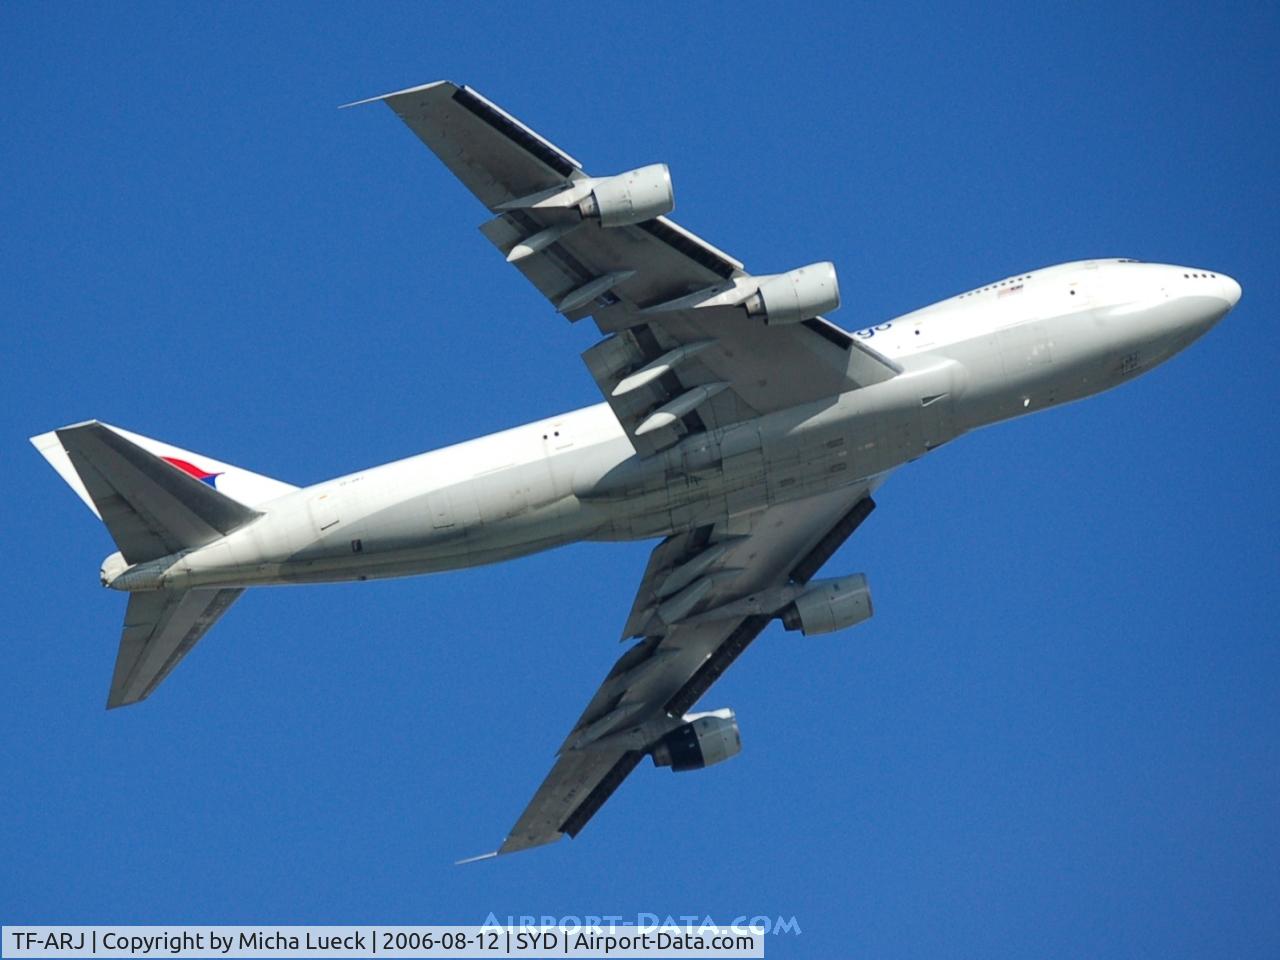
[32,421,297,563]
[31,421,296,708]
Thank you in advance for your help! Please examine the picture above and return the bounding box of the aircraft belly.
[949,305,1136,426]
[592,384,961,540]
[176,367,977,588]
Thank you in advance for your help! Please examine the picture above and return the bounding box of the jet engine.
[744,261,841,325]
[779,574,873,636]
[579,163,675,227]
[651,708,741,772]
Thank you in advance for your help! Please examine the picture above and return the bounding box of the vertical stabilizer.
[30,419,280,708]
[32,421,274,563]
[32,421,297,520]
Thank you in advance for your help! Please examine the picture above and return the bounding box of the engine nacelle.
[744,261,841,325]
[580,163,674,227]
[780,574,873,636]
[651,708,741,772]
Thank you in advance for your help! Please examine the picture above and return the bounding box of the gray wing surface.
[358,81,898,457]
[497,486,878,855]
[39,421,257,708]
[110,588,244,709]
[352,81,892,856]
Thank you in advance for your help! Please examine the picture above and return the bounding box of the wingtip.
[454,850,499,866]
[339,80,455,110]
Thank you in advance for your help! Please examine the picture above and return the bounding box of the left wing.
[492,486,879,856]
[353,81,899,457]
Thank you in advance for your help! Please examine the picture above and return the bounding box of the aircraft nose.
[1220,273,1242,308]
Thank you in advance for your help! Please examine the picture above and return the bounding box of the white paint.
[37,257,1233,594]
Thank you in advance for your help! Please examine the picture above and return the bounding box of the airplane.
[31,81,1240,859]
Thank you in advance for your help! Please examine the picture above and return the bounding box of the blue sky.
[3,2,1278,957]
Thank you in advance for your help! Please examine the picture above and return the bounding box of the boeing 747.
[33,82,1239,857]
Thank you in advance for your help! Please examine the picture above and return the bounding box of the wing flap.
[498,746,637,855]
[369,82,584,210]
[488,486,882,856]
[369,81,900,458]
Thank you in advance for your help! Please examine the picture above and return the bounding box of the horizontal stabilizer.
[110,587,243,708]
[49,421,262,564]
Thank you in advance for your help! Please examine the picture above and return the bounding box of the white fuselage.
[123,260,1236,593]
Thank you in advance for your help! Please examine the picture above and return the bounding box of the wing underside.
[110,587,244,708]
[496,487,878,855]
[355,81,893,857]
[363,81,898,458]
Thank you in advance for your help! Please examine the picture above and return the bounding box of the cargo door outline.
[309,493,340,535]
[427,483,482,532]
[427,488,453,529]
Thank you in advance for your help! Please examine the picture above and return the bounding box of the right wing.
[356,81,899,456]
[493,485,879,856]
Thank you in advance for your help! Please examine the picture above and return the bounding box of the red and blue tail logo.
[162,456,223,488]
